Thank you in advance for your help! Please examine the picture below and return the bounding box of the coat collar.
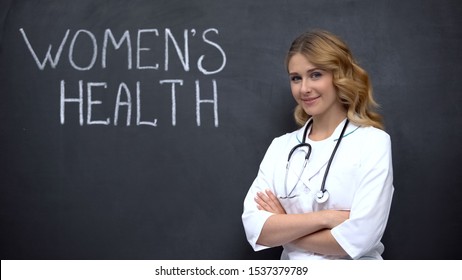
[295,118,360,144]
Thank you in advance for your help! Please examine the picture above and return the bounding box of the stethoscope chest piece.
[315,190,329,204]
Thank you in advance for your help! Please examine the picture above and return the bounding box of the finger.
[254,195,269,210]
[265,189,286,214]
[256,191,269,202]
[258,191,277,210]
[265,189,280,204]
[255,192,275,212]
[264,189,283,209]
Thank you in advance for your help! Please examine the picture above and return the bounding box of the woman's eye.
[310,71,322,80]
[290,76,302,82]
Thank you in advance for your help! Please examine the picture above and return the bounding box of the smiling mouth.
[302,96,320,104]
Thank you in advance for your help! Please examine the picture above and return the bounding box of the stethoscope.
[282,118,349,203]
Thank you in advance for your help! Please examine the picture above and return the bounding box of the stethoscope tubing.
[284,118,349,203]
[319,118,349,194]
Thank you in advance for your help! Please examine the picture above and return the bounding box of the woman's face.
[288,53,344,120]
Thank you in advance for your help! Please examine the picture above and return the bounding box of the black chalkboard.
[1,0,461,260]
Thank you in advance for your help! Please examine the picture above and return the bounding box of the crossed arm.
[255,189,349,257]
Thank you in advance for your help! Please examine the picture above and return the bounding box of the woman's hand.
[255,189,286,214]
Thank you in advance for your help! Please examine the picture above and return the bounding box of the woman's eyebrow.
[306,67,322,73]
[288,68,320,75]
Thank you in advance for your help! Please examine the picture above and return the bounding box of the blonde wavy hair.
[286,30,384,130]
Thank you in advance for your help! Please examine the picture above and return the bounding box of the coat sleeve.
[330,128,394,259]
[241,138,281,251]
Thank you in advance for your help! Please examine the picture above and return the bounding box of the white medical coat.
[242,119,394,260]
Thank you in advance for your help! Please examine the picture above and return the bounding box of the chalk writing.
[20,27,226,127]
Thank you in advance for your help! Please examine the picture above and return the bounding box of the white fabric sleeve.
[241,138,280,251]
[331,129,394,259]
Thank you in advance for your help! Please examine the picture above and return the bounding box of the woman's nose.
[300,78,311,93]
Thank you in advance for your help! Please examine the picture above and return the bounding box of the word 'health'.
[60,79,219,127]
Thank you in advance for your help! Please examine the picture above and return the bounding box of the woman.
[242,30,394,260]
